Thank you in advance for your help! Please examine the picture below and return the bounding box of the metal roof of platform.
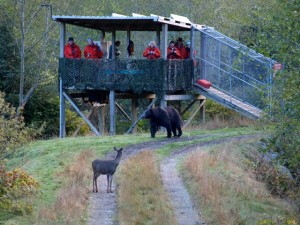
[52,13,205,32]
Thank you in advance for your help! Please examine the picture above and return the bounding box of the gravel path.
[161,155,206,225]
[88,134,260,225]
[88,180,117,225]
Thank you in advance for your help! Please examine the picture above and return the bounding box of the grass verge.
[117,151,176,225]
[35,150,94,224]
[2,134,151,224]
[181,138,298,225]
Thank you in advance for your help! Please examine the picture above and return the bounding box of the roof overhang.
[52,14,197,32]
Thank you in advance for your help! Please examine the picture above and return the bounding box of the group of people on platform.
[142,37,193,60]
[64,37,134,59]
[64,37,192,60]
[167,37,192,60]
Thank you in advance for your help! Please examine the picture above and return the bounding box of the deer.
[92,147,123,193]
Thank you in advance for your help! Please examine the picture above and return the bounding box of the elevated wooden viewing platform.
[54,13,275,138]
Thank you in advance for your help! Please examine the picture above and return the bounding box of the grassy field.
[181,138,298,225]
[2,125,298,224]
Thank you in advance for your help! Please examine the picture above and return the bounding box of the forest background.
[0,0,299,185]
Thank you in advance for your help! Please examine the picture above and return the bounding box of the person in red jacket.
[84,38,103,59]
[175,37,187,59]
[143,41,161,59]
[167,41,181,59]
[64,37,82,58]
[185,41,197,59]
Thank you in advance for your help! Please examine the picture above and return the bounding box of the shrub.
[0,91,29,160]
[0,161,39,215]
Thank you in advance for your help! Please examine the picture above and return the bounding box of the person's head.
[149,41,156,48]
[87,38,94,45]
[115,41,121,47]
[177,37,184,45]
[186,41,190,47]
[129,40,134,46]
[169,41,175,48]
[68,37,74,44]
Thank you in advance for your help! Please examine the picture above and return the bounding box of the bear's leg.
[177,126,182,137]
[166,127,172,138]
[171,124,177,137]
[150,125,156,138]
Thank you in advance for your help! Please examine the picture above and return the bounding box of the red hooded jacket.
[84,44,103,59]
[167,46,181,59]
[175,43,187,59]
[143,46,161,59]
[64,43,82,58]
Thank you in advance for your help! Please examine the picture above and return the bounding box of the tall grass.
[182,139,298,225]
[35,150,94,225]
[117,151,176,225]
[187,116,257,131]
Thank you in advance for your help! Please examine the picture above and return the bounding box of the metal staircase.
[192,26,276,119]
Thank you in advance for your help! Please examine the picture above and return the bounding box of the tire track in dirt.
[161,154,206,225]
[88,134,261,225]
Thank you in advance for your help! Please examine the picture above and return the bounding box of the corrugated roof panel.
[52,14,194,31]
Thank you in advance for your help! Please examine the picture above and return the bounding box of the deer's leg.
[94,174,99,192]
[92,174,95,192]
[109,174,114,193]
[106,174,110,193]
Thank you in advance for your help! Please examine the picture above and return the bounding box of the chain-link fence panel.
[195,28,274,110]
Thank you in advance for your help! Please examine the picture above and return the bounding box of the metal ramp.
[193,84,262,119]
[192,26,276,119]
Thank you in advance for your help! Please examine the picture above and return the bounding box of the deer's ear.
[114,146,117,151]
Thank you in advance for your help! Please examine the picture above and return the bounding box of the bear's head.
[143,108,153,119]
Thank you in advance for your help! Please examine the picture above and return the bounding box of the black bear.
[143,106,183,138]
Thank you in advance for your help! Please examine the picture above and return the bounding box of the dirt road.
[88,134,259,225]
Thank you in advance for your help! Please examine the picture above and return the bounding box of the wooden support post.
[161,24,168,59]
[131,97,138,134]
[112,30,116,59]
[98,105,106,135]
[156,29,160,48]
[127,30,131,59]
[160,95,167,108]
[109,90,116,135]
[100,30,105,41]
[59,22,66,138]
[199,99,205,124]
[59,79,65,138]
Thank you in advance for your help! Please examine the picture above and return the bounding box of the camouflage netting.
[59,58,195,94]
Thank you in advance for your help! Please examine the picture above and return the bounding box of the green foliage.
[0,161,39,216]
[256,218,297,225]
[205,99,239,120]
[253,158,299,200]
[0,92,29,160]
[65,107,90,136]
[0,23,19,105]
[249,0,300,182]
